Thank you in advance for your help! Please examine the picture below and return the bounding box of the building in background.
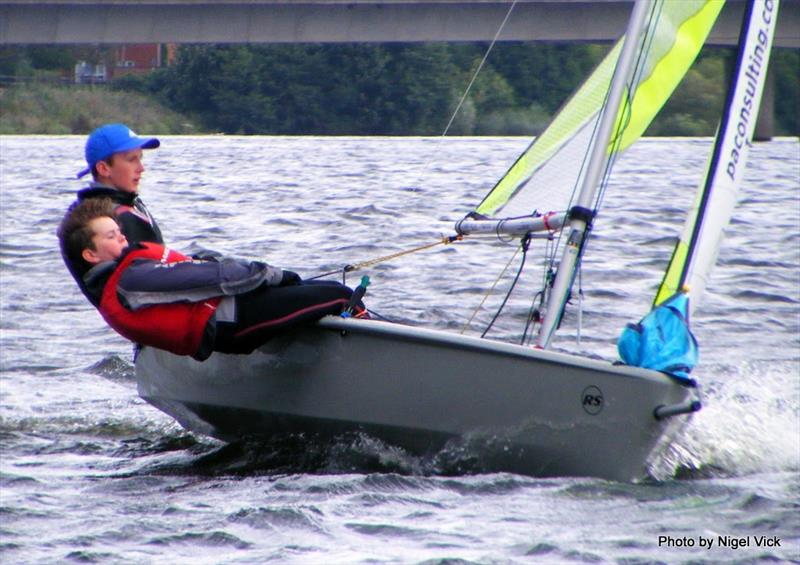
[112,44,176,78]
[74,44,176,83]
[73,61,106,84]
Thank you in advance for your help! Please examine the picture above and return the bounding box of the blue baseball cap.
[77,123,160,179]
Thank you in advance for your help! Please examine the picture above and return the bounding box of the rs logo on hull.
[581,386,604,415]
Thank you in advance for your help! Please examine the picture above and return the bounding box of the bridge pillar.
[754,67,775,140]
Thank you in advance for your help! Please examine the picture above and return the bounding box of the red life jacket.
[99,242,221,356]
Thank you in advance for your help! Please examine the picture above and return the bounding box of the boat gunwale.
[316,316,688,387]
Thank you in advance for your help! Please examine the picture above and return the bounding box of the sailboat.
[135,0,779,481]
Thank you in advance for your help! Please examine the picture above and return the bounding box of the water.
[1,135,798,564]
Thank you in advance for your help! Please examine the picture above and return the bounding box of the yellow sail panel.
[655,240,690,306]
[611,0,726,152]
[475,42,622,217]
[474,0,724,219]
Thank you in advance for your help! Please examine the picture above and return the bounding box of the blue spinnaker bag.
[617,292,698,381]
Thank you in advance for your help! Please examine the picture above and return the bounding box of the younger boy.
[61,123,164,305]
[58,198,359,361]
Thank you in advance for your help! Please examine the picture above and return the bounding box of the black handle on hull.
[654,400,702,421]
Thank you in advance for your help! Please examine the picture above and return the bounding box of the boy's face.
[82,216,129,264]
[96,148,146,193]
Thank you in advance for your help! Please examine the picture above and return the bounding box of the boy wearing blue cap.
[61,123,164,305]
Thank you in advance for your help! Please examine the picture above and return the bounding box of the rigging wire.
[569,1,662,338]
[310,3,520,330]
[594,0,662,215]
[309,4,519,309]
[309,4,516,272]
[535,33,629,313]
[530,61,612,339]
[440,1,518,138]
[409,0,518,191]
[539,1,662,345]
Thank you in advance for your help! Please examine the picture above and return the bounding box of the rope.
[460,245,520,335]
[480,234,531,338]
[351,234,463,271]
[307,234,464,281]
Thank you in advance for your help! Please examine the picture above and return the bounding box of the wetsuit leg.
[214,280,354,354]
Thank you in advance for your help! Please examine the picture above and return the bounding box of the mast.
[536,0,653,349]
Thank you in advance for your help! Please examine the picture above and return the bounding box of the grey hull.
[136,317,697,482]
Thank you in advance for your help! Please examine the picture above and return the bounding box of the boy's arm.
[117,257,283,310]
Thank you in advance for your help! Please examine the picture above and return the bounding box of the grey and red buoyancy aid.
[99,242,220,356]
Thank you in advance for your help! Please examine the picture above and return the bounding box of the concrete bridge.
[1,0,798,47]
[1,0,795,137]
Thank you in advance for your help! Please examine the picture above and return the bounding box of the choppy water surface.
[1,135,798,564]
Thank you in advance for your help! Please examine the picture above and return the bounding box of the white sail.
[655,0,781,313]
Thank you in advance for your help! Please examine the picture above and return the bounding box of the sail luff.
[654,0,780,311]
[536,0,656,350]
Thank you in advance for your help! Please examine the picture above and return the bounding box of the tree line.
[2,44,798,136]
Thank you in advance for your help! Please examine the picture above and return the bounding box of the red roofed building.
[111,44,176,79]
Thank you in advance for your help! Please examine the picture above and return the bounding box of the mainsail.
[533,0,727,349]
[654,0,780,313]
[473,0,725,220]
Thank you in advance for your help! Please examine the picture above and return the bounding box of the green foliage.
[488,43,607,113]
[0,43,797,137]
[0,46,110,79]
[0,83,196,135]
[155,44,464,135]
[648,50,727,136]
[150,43,597,136]
[475,103,551,136]
[772,49,799,135]
[26,47,77,71]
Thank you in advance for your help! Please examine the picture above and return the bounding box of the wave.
[86,354,136,383]
[650,359,800,479]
